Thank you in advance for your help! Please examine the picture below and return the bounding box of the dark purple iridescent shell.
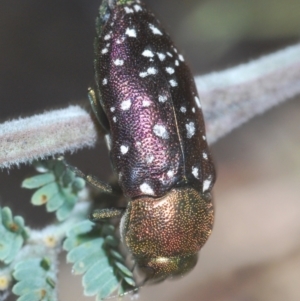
[94,0,215,199]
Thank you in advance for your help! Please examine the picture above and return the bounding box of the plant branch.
[197,43,300,143]
[0,106,97,168]
[1,43,300,168]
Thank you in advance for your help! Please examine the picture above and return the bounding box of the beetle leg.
[90,208,125,221]
[57,156,115,195]
[69,164,114,194]
[88,87,110,133]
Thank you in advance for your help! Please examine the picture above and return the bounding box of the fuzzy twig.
[197,43,300,143]
[0,43,300,168]
[0,106,97,168]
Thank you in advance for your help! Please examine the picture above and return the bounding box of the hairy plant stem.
[0,43,300,168]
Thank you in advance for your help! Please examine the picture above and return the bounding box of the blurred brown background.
[0,0,300,300]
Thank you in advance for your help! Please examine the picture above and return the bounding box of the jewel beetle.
[87,0,216,281]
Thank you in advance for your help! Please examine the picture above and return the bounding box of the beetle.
[85,0,216,281]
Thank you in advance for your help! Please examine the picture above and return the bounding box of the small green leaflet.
[21,159,85,221]
[0,207,29,264]
[63,220,136,300]
[13,257,57,301]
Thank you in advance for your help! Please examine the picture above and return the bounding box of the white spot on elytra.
[146,155,154,164]
[157,52,166,61]
[140,183,154,195]
[139,72,148,78]
[158,95,168,103]
[104,34,111,40]
[116,37,125,44]
[180,106,186,113]
[147,67,157,75]
[178,54,185,61]
[175,60,179,66]
[203,178,212,192]
[139,67,157,77]
[101,48,108,54]
[114,59,124,66]
[203,152,208,160]
[120,145,129,154]
[134,4,142,12]
[167,170,174,178]
[110,107,115,112]
[142,100,151,107]
[126,28,137,38]
[149,24,163,35]
[186,122,195,138]
[102,78,107,85]
[167,52,173,57]
[121,99,132,110]
[165,67,175,74]
[124,7,134,14]
[192,167,199,179]
[173,48,178,53]
[142,49,154,58]
[202,135,206,140]
[192,107,195,113]
[169,79,178,87]
[113,116,117,123]
[195,96,201,108]
[153,124,169,139]
[136,141,141,146]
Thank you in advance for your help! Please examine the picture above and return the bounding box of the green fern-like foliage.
[22,159,85,221]
[63,220,136,300]
[12,256,57,301]
[0,207,29,265]
[1,158,137,300]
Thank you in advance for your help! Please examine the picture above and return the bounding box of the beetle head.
[120,187,214,281]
